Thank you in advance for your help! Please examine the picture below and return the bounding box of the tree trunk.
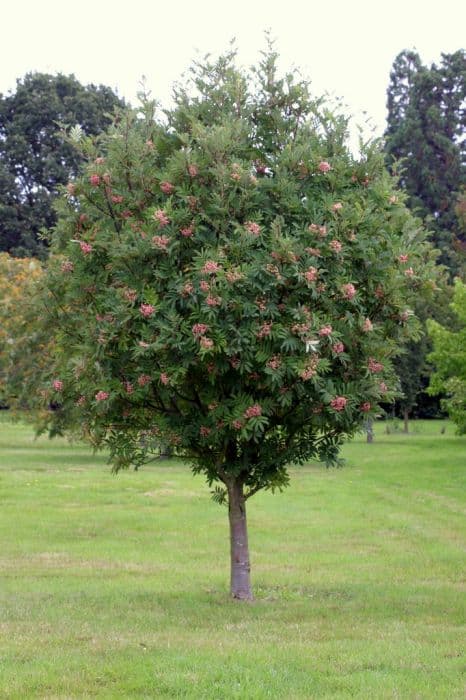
[365,419,374,443]
[227,477,253,601]
[403,408,409,433]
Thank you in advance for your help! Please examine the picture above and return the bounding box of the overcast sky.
[1,0,464,142]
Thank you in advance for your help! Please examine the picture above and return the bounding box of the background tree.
[0,73,124,258]
[33,48,435,600]
[385,49,466,274]
[0,253,46,410]
[384,49,465,421]
[391,278,453,429]
[393,339,427,432]
[427,279,466,433]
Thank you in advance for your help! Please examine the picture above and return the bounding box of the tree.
[0,253,46,409]
[0,73,124,258]
[33,48,435,600]
[427,279,466,433]
[384,50,465,420]
[391,283,451,429]
[393,337,429,431]
[385,49,466,274]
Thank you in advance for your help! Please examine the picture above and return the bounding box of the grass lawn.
[0,415,465,699]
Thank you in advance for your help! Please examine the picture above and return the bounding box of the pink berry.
[244,404,262,419]
[160,181,174,195]
[202,260,221,274]
[330,396,347,411]
[137,374,152,387]
[342,283,356,300]
[139,303,155,318]
[318,161,331,173]
[245,221,261,236]
[304,267,318,283]
[192,323,208,337]
[153,209,170,227]
[79,241,93,255]
[368,357,384,373]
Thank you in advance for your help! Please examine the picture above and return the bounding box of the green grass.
[0,415,465,699]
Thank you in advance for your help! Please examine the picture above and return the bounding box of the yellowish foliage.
[0,253,45,406]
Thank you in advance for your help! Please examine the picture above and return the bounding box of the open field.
[0,416,465,698]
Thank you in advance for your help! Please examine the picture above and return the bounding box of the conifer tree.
[385,50,465,421]
[385,49,466,273]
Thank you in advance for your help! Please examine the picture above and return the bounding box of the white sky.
[1,0,464,142]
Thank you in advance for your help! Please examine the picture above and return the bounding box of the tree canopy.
[385,49,466,275]
[29,47,436,599]
[427,279,466,433]
[0,72,124,257]
[384,49,465,423]
[0,253,46,409]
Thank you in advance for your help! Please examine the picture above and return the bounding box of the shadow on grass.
[24,581,458,625]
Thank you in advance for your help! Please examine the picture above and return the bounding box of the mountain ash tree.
[35,49,435,599]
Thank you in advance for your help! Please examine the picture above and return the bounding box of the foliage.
[35,47,438,481]
[0,253,46,409]
[427,279,466,433]
[384,49,465,420]
[0,73,124,258]
[392,277,453,423]
[384,49,466,275]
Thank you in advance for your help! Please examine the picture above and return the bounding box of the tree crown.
[35,48,436,498]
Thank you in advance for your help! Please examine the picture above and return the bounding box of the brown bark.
[227,477,253,600]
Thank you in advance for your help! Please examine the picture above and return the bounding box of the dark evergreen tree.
[385,49,466,273]
[0,73,125,257]
[385,50,465,420]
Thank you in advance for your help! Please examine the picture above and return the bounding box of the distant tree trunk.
[226,477,253,600]
[403,408,409,433]
[366,419,374,443]
[159,444,173,459]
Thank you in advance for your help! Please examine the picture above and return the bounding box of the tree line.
[384,49,465,427]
